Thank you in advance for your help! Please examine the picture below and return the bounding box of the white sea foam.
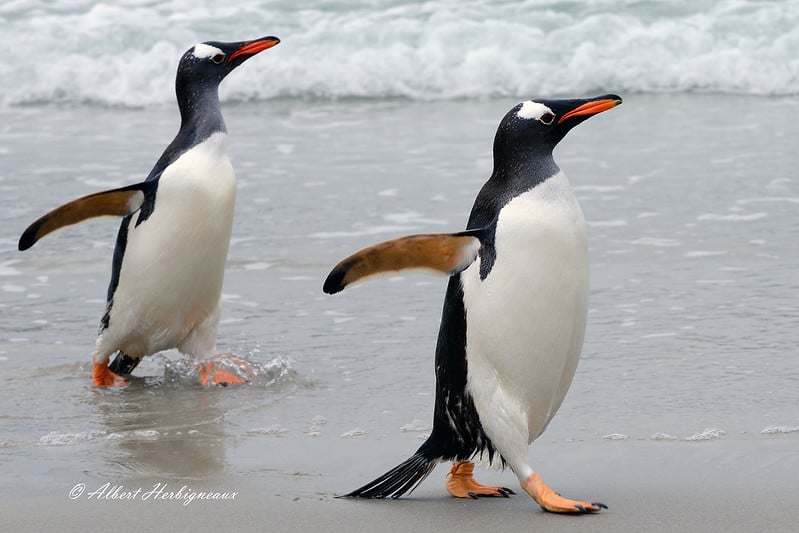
[1,0,796,107]
[631,237,682,247]
[38,430,106,445]
[697,212,768,222]
[2,284,25,293]
[0,262,21,277]
[400,419,432,433]
[682,428,726,441]
[339,428,366,438]
[247,425,289,436]
[310,225,416,238]
[737,197,799,205]
[242,262,272,271]
[309,415,328,426]
[761,425,799,435]
[651,429,728,441]
[305,415,328,437]
[588,219,628,227]
[382,212,447,226]
[651,433,679,441]
[683,251,728,258]
[134,430,160,439]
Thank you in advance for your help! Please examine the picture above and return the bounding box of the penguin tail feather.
[342,452,438,499]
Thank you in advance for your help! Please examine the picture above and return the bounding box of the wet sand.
[4,436,797,532]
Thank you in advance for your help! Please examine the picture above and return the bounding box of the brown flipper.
[18,183,150,251]
[323,232,482,294]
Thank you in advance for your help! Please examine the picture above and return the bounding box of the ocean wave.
[1,0,797,106]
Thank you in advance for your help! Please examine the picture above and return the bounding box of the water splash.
[163,354,298,388]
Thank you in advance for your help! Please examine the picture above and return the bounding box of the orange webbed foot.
[196,355,252,387]
[445,461,515,499]
[523,472,606,513]
[92,362,127,387]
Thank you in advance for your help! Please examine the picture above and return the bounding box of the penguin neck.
[491,145,560,192]
[177,83,228,141]
[467,147,560,230]
[145,83,228,181]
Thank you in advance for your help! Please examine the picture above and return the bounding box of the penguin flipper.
[323,229,485,295]
[18,182,153,251]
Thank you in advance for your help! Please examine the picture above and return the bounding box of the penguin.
[18,36,280,387]
[323,94,622,513]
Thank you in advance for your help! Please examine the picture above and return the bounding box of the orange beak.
[558,97,622,124]
[228,36,280,63]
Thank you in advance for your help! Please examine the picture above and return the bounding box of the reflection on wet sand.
[89,354,302,481]
[93,381,227,480]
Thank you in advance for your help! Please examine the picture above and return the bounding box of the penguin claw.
[523,473,605,514]
[92,362,127,387]
[196,355,253,387]
[445,461,513,499]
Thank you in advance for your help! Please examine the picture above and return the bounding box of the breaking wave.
[1,0,797,107]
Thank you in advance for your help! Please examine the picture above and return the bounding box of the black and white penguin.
[18,36,280,386]
[323,94,622,513]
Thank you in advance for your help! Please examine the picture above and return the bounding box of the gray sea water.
[1,94,797,500]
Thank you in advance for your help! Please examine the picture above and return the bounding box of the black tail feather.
[344,452,438,499]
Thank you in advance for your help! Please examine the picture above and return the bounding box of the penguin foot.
[523,473,606,514]
[92,363,127,387]
[196,355,252,387]
[445,461,515,499]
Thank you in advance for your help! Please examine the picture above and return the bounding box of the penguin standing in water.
[324,95,621,513]
[18,36,280,387]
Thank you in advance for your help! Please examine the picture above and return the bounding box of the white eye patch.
[192,43,223,60]
[516,101,554,121]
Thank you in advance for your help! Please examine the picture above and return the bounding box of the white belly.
[462,172,588,445]
[99,132,236,358]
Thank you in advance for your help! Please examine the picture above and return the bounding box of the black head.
[176,36,280,90]
[492,94,622,169]
[174,36,280,124]
[145,36,280,180]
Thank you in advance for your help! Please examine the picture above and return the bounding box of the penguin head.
[493,94,622,162]
[176,36,280,91]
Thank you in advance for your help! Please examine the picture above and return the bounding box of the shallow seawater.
[0,94,797,496]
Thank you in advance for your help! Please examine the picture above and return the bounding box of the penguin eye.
[539,112,555,126]
[211,53,226,65]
